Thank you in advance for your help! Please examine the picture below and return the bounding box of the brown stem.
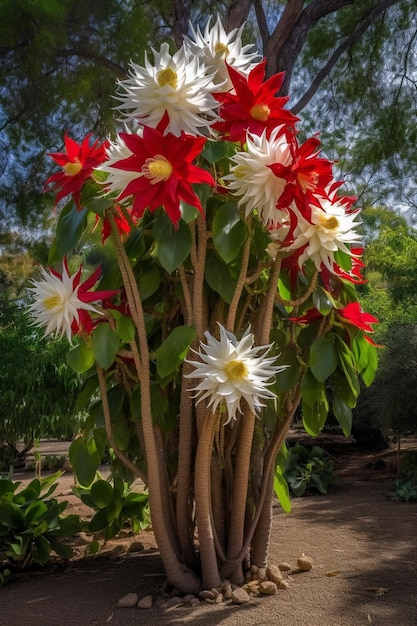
[194,407,222,589]
[256,254,283,345]
[276,269,319,308]
[109,213,200,594]
[224,404,256,583]
[96,364,143,479]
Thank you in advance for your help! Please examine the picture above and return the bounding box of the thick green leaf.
[302,395,329,437]
[274,466,291,514]
[201,139,228,163]
[204,252,237,304]
[0,501,24,528]
[153,213,192,273]
[69,438,99,487]
[0,480,18,497]
[54,201,88,260]
[138,263,161,301]
[155,326,196,380]
[24,500,48,525]
[33,535,51,564]
[91,323,120,370]
[272,346,300,393]
[67,342,95,373]
[90,481,114,508]
[310,335,338,382]
[361,342,378,386]
[76,374,99,411]
[312,288,335,315]
[333,394,353,436]
[213,203,247,264]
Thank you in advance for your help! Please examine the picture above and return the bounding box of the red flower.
[338,302,378,334]
[110,122,215,227]
[45,133,108,209]
[269,135,333,211]
[213,60,299,143]
[99,205,134,244]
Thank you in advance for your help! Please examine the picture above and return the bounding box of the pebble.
[199,590,215,601]
[137,595,153,609]
[162,596,183,609]
[266,564,283,585]
[117,592,139,608]
[259,581,277,595]
[231,587,250,605]
[297,553,314,571]
[278,562,292,571]
[222,584,232,600]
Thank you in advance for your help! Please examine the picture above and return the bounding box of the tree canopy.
[1,0,416,242]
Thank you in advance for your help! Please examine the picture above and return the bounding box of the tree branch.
[56,48,128,80]
[291,0,403,113]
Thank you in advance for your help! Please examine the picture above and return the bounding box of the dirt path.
[1,442,417,626]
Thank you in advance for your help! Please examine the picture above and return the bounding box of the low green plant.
[73,477,149,548]
[389,477,417,502]
[284,444,337,497]
[0,471,81,580]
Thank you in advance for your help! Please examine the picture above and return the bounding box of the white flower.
[184,15,260,89]
[290,192,362,272]
[185,324,285,424]
[97,132,139,196]
[28,264,101,343]
[224,127,291,226]
[115,42,219,136]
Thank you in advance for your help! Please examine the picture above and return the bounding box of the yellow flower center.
[63,160,82,176]
[296,171,319,193]
[44,295,62,310]
[233,165,249,179]
[224,360,248,382]
[250,103,271,122]
[142,155,173,184]
[318,214,339,230]
[214,42,230,57]
[157,67,178,88]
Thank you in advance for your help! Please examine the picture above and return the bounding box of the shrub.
[284,444,337,497]
[0,472,81,582]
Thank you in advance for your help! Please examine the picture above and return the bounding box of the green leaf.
[91,324,120,370]
[153,213,192,273]
[90,480,114,508]
[274,466,291,514]
[54,201,88,260]
[213,203,247,264]
[204,252,237,304]
[155,326,196,379]
[67,342,95,373]
[301,369,329,436]
[201,139,228,163]
[312,288,335,315]
[138,263,161,301]
[24,500,48,525]
[76,374,99,411]
[310,335,338,382]
[69,438,99,487]
[33,535,51,564]
[272,346,300,393]
[333,394,353,436]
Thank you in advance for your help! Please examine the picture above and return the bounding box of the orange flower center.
[63,160,82,176]
[318,214,339,230]
[296,171,319,193]
[214,42,230,57]
[224,360,248,382]
[250,103,271,122]
[157,67,178,88]
[142,155,173,184]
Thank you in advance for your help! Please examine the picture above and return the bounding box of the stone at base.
[117,592,139,607]
[137,595,153,609]
[231,587,250,604]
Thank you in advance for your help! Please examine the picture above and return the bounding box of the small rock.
[278,562,292,571]
[297,553,314,571]
[162,596,183,609]
[266,564,283,586]
[189,597,200,607]
[117,592,139,608]
[182,594,196,605]
[127,541,144,553]
[199,590,215,601]
[250,564,258,573]
[109,545,125,561]
[137,595,153,609]
[231,587,250,605]
[253,567,267,581]
[278,579,290,590]
[222,584,232,600]
[259,581,277,595]
[214,593,223,604]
